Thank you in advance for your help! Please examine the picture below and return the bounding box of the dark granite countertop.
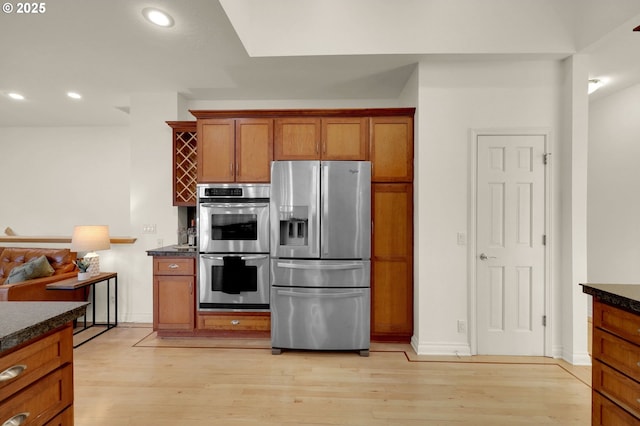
[0,301,88,353]
[581,283,640,315]
[146,245,198,257]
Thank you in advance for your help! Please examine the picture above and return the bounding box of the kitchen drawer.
[593,328,640,380]
[45,406,73,425]
[0,325,72,402]
[1,364,73,426]
[594,299,640,346]
[198,313,270,331]
[154,258,195,276]
[593,359,640,417]
[593,390,640,426]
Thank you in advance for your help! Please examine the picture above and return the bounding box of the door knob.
[479,253,496,261]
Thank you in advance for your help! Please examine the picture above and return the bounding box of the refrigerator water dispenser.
[279,206,308,246]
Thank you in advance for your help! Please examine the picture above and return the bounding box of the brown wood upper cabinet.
[370,116,414,182]
[274,117,368,160]
[197,118,273,183]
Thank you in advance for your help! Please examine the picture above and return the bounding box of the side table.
[47,272,117,347]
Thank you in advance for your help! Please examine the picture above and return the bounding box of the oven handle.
[276,262,364,271]
[201,254,269,261]
[200,203,269,209]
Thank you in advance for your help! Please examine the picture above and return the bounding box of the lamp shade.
[70,225,111,252]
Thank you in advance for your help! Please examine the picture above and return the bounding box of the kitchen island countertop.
[580,283,640,314]
[0,301,88,353]
[146,245,197,257]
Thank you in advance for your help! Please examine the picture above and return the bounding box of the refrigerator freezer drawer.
[271,259,370,288]
[271,286,370,351]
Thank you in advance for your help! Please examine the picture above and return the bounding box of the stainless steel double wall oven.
[197,183,270,311]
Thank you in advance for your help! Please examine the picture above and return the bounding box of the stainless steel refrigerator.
[270,160,371,356]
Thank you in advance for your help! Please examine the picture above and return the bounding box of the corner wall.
[412,59,568,356]
[588,84,640,283]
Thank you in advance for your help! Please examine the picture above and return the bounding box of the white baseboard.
[411,336,472,356]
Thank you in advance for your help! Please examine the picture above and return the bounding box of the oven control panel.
[205,187,243,197]
[197,184,270,200]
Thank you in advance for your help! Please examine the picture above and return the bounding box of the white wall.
[558,55,590,364]
[412,59,566,355]
[588,83,640,283]
[0,127,130,236]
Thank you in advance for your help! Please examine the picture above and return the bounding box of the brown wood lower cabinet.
[0,324,75,425]
[371,183,413,341]
[591,299,640,424]
[153,257,195,334]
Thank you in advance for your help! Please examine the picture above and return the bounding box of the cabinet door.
[371,183,413,340]
[322,117,368,160]
[236,118,273,182]
[274,117,321,160]
[154,274,195,331]
[370,116,413,182]
[197,119,235,182]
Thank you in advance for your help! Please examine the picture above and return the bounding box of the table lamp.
[71,225,111,276]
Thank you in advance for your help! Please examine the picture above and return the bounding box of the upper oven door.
[199,201,270,253]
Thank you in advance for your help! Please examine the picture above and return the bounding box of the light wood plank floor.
[73,324,592,425]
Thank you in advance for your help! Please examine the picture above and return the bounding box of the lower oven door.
[199,254,269,311]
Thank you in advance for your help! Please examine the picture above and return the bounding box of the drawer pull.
[0,365,26,382]
[231,320,240,325]
[168,264,179,269]
[2,412,29,426]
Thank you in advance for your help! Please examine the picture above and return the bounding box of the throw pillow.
[5,255,55,284]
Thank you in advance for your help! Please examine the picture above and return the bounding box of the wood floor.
[72,324,592,425]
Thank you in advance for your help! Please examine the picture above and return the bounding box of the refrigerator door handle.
[310,163,320,257]
[275,289,367,299]
[203,255,268,261]
[322,163,329,256]
[276,262,365,271]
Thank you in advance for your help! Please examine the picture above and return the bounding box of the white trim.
[411,336,472,356]
[468,128,553,357]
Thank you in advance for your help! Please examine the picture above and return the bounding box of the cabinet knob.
[2,412,29,426]
[231,320,240,325]
[168,264,179,269]
[0,365,26,382]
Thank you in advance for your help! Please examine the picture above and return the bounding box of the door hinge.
[542,235,547,246]
[543,153,551,165]
[542,315,547,327]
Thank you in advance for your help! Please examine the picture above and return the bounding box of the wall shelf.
[0,236,137,244]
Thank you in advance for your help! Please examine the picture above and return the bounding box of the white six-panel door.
[476,134,546,355]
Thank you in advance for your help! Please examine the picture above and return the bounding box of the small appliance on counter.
[270,161,371,356]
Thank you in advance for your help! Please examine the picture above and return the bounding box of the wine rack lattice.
[172,125,197,206]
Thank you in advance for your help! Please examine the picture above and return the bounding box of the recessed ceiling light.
[142,8,174,27]
[8,92,25,100]
[67,92,82,100]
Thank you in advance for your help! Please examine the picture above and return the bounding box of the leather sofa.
[0,247,87,301]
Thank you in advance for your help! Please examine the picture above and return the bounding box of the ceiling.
[1,0,639,127]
